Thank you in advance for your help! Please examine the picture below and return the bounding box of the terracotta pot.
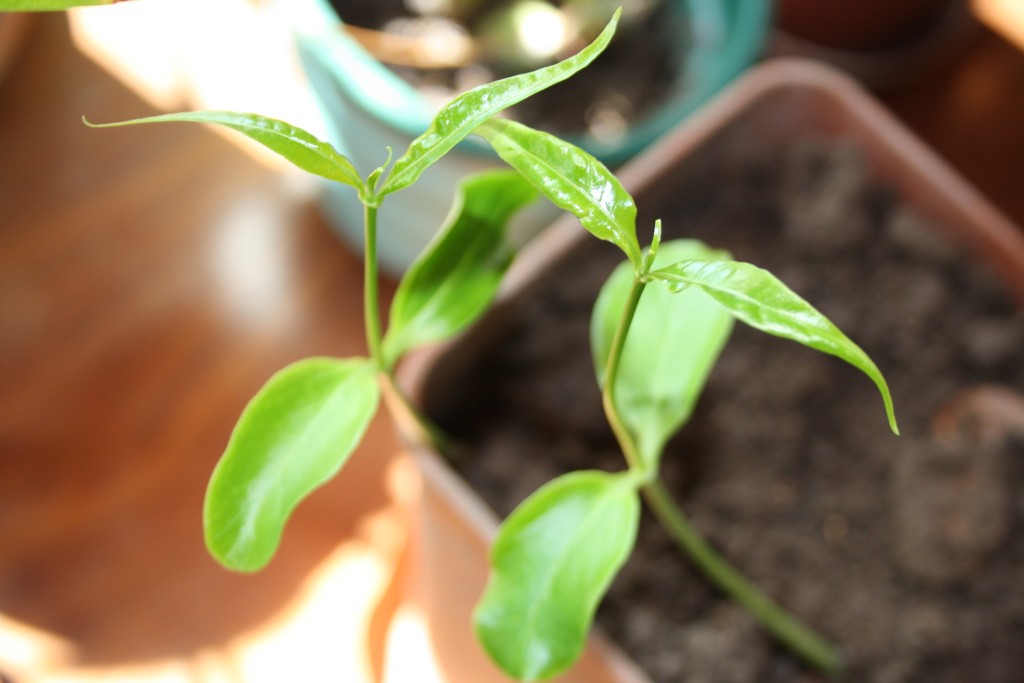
[770,1,979,90]
[396,58,1024,682]
[777,0,954,51]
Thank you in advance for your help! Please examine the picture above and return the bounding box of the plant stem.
[602,267,840,673]
[362,202,453,457]
[642,478,842,674]
[601,276,647,475]
[380,372,453,455]
[364,203,385,367]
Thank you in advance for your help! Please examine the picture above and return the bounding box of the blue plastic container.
[287,0,771,273]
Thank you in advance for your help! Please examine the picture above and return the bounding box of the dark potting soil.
[423,138,1024,682]
[329,0,683,144]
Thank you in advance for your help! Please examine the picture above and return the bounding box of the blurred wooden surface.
[0,9,1022,683]
[884,21,1024,229]
[0,13,404,682]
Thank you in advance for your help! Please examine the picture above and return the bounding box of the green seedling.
[467,107,896,680]
[87,10,620,572]
[476,227,898,679]
[77,6,898,681]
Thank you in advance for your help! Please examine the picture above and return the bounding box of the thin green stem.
[364,203,385,368]
[363,201,453,457]
[601,275,647,475]
[643,479,842,674]
[601,260,840,673]
[380,372,453,455]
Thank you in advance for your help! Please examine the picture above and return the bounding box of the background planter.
[398,58,1024,682]
[283,0,769,273]
[770,0,979,90]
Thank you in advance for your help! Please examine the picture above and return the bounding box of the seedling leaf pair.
[478,118,642,267]
[202,168,535,572]
[590,239,899,475]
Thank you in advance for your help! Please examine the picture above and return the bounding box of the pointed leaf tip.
[592,240,734,470]
[651,259,898,435]
[383,169,537,367]
[85,110,364,192]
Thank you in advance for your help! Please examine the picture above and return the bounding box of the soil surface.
[330,0,683,145]
[424,138,1024,682]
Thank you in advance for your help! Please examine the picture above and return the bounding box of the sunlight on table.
[66,0,327,170]
[0,457,433,683]
[973,0,1024,49]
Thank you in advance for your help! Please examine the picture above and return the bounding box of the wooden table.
[0,13,405,682]
[1,10,1022,683]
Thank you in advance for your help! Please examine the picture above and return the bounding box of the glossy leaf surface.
[651,259,899,434]
[204,358,379,572]
[476,470,640,681]
[382,170,537,368]
[478,118,641,266]
[593,240,734,469]
[87,111,364,192]
[379,10,620,197]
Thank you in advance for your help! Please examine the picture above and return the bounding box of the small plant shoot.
[87,7,898,681]
[88,10,623,573]
[473,143,897,677]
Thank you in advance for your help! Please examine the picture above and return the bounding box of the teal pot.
[0,13,33,90]
[284,0,770,274]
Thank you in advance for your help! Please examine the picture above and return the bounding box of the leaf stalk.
[601,275,649,478]
[642,479,842,674]
[364,203,385,368]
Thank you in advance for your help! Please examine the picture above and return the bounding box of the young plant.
[74,4,899,681]
[468,118,898,681]
[86,10,622,573]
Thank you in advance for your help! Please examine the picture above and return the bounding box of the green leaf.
[2,0,125,8]
[382,169,537,368]
[379,9,620,198]
[204,358,380,572]
[651,259,899,434]
[476,470,640,681]
[592,240,734,469]
[477,118,641,267]
[85,111,364,192]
